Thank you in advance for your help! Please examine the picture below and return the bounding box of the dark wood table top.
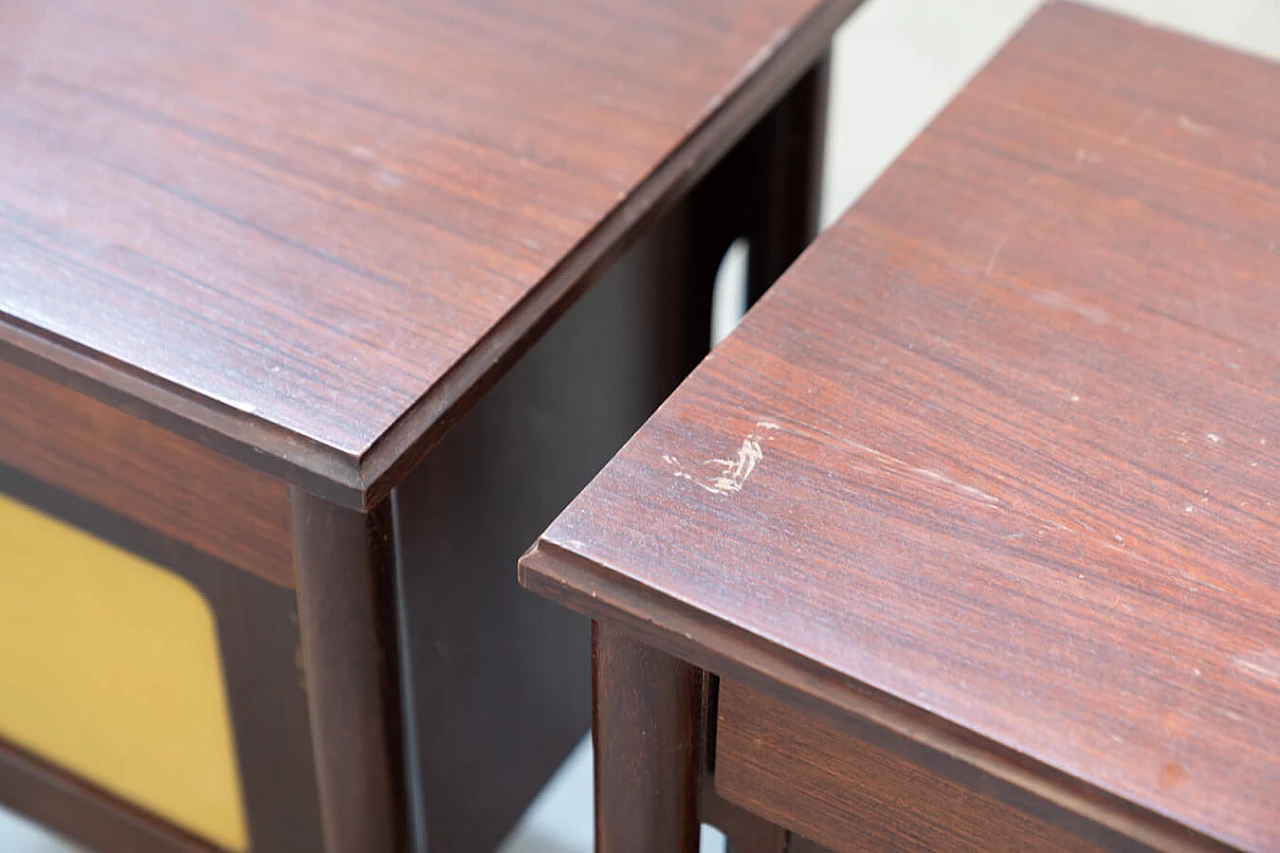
[0,0,856,507]
[522,4,1280,851]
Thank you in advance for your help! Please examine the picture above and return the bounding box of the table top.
[521,3,1280,851]
[0,0,854,507]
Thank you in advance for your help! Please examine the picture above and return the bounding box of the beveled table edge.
[0,0,862,510]
[518,538,1242,853]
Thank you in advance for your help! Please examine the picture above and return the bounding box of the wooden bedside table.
[520,4,1280,852]
[0,0,863,851]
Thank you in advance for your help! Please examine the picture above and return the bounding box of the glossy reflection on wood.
[0,0,860,507]
[522,3,1280,852]
[0,0,854,848]
[388,52,836,853]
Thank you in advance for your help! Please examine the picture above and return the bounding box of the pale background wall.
[3,0,1277,850]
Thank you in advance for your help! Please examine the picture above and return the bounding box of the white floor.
[3,0,1277,850]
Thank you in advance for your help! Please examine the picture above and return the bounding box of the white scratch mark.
[1207,433,1221,444]
[662,433,765,496]
[701,438,763,495]
[1030,289,1111,325]
[1235,651,1280,685]
[817,431,1002,509]
[756,421,780,431]
[982,234,1008,283]
[1177,115,1218,137]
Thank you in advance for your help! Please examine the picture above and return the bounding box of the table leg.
[593,621,702,853]
[292,489,410,853]
[590,51,831,853]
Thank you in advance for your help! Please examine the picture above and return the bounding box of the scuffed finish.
[0,0,854,502]
[526,4,1280,852]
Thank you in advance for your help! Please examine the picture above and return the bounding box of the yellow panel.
[0,492,248,851]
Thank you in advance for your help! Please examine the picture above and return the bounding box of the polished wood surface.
[0,0,858,507]
[388,56,832,851]
[0,45,838,853]
[593,622,702,853]
[522,3,1280,851]
[292,490,407,853]
[0,359,292,587]
[716,680,1103,853]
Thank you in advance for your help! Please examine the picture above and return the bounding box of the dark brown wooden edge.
[787,836,836,853]
[0,352,294,588]
[0,0,863,512]
[0,736,216,853]
[0,330,358,505]
[292,488,409,853]
[355,0,862,507]
[518,540,1238,853]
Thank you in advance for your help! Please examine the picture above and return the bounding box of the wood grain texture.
[594,622,702,853]
[717,680,1105,853]
[292,491,407,853]
[0,358,293,587]
[523,4,1280,852]
[0,0,860,508]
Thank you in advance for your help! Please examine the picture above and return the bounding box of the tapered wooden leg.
[292,489,409,853]
[593,621,702,853]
